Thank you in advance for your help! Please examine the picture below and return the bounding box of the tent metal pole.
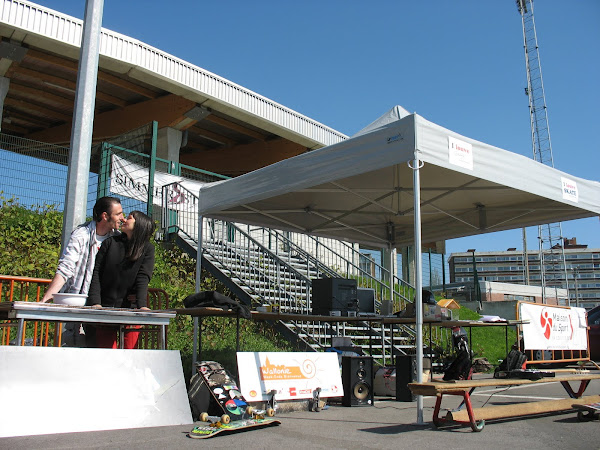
[389,249,394,303]
[192,213,204,375]
[411,156,424,424]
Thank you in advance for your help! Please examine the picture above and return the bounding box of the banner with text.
[519,302,588,351]
[236,352,343,401]
[110,154,205,211]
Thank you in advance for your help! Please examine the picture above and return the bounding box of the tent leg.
[192,213,204,375]
[411,157,425,424]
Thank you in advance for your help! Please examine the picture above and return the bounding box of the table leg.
[432,390,484,432]
[236,314,240,352]
[55,322,62,347]
[455,387,477,411]
[463,391,485,432]
[159,324,166,350]
[432,394,445,427]
[119,325,124,349]
[561,380,590,399]
[391,325,395,366]
[16,318,24,346]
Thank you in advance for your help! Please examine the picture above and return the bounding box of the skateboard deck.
[188,418,281,439]
[573,402,600,421]
[196,361,250,421]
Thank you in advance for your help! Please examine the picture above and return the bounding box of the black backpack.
[443,327,472,381]
[443,348,472,381]
[494,348,527,379]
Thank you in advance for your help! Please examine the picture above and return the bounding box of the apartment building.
[448,238,600,309]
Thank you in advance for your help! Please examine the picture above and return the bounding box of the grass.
[456,306,516,368]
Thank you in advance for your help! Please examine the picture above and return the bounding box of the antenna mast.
[516,0,569,304]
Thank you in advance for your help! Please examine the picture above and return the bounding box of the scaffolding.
[516,0,569,303]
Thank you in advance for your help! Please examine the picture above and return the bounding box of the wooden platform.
[409,372,600,395]
[408,372,600,431]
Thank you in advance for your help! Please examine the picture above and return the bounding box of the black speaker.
[312,277,358,316]
[342,356,374,406]
[395,356,431,402]
[395,355,417,402]
[357,287,376,314]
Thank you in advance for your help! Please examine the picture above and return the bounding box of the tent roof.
[197,108,600,249]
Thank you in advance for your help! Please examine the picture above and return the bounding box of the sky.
[33,0,600,254]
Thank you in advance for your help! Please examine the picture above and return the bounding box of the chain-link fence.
[0,124,156,216]
[0,123,226,224]
[0,135,97,212]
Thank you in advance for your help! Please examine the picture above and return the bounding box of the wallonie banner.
[236,352,343,401]
[519,302,588,351]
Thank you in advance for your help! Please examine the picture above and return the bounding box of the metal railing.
[0,275,53,346]
[263,228,414,310]
[161,182,419,361]
[0,275,169,349]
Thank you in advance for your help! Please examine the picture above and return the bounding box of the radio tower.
[516,0,569,303]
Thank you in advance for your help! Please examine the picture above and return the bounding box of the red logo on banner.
[289,387,297,396]
[540,309,553,339]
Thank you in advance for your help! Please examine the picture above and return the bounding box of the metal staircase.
[161,182,419,363]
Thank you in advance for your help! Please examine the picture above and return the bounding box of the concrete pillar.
[157,127,182,164]
[62,0,104,251]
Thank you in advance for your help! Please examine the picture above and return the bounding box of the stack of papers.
[480,315,506,323]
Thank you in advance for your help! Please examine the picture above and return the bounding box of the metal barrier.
[0,275,53,346]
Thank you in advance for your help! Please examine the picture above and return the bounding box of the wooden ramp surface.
[409,373,600,396]
[449,395,600,422]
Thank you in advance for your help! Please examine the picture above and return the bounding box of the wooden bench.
[408,372,600,431]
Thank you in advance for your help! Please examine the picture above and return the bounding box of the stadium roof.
[0,0,346,176]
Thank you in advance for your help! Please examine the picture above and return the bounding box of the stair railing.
[161,182,417,359]
[250,227,415,311]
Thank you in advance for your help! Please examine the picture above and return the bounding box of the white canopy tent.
[194,107,600,422]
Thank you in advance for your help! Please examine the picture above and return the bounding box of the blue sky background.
[34,0,600,254]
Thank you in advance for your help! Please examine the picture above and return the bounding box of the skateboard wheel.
[246,406,254,416]
[200,412,209,422]
[221,414,231,424]
[266,408,275,417]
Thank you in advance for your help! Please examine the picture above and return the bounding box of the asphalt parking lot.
[2,373,599,450]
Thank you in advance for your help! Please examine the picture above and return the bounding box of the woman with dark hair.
[86,211,156,349]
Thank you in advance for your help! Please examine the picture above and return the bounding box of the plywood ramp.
[449,394,600,422]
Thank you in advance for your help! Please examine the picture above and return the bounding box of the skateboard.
[573,402,600,422]
[194,361,275,422]
[188,418,281,439]
[198,367,248,421]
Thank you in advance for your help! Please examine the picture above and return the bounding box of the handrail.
[265,228,414,308]
[0,274,50,303]
[202,220,312,314]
